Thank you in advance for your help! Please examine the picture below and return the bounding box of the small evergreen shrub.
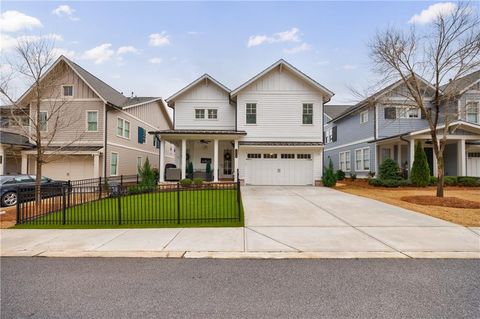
[322,159,337,187]
[336,170,346,181]
[180,178,192,187]
[138,158,157,190]
[368,178,412,188]
[429,176,437,186]
[379,158,401,180]
[444,176,458,186]
[206,162,212,181]
[193,177,204,186]
[457,176,480,187]
[410,142,430,187]
[368,171,376,178]
[186,162,194,178]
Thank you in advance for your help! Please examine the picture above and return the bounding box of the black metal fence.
[68,175,140,188]
[16,180,242,226]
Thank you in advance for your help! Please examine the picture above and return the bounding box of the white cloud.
[149,32,170,47]
[83,43,114,64]
[0,10,42,32]
[117,46,140,55]
[342,64,358,70]
[408,2,457,24]
[284,42,311,54]
[52,5,79,21]
[149,57,162,64]
[0,33,63,51]
[52,47,76,59]
[247,27,302,48]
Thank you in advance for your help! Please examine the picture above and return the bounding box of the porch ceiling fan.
[200,139,211,144]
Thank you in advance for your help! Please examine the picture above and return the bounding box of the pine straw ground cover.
[335,179,480,227]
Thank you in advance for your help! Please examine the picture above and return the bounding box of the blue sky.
[1,1,455,103]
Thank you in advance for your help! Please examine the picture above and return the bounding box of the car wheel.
[1,192,17,207]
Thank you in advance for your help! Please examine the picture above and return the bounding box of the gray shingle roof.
[150,129,247,135]
[440,70,480,92]
[0,131,34,147]
[324,105,354,119]
[121,97,160,107]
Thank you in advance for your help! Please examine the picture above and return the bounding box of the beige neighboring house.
[0,55,175,180]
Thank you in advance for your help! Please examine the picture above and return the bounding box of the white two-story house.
[153,59,333,186]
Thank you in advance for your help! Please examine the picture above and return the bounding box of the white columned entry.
[397,143,402,165]
[432,148,438,177]
[409,139,415,170]
[0,145,4,175]
[458,139,466,176]
[233,140,239,182]
[181,139,187,180]
[21,153,28,174]
[213,139,219,182]
[93,154,100,178]
[159,139,166,182]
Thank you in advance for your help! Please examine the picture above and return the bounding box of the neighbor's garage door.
[245,152,313,185]
[42,155,94,180]
[467,152,480,177]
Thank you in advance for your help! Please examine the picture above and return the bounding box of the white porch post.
[93,154,100,178]
[159,139,166,182]
[409,139,415,171]
[233,140,239,182]
[458,139,466,176]
[213,139,219,182]
[397,143,402,165]
[0,145,4,175]
[21,153,28,174]
[432,148,438,177]
[181,139,187,180]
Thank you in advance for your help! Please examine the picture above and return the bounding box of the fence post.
[117,191,122,225]
[16,186,21,224]
[62,186,66,225]
[98,176,102,200]
[236,169,241,221]
[177,182,180,224]
[67,180,71,208]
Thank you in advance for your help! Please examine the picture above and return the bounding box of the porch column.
[213,139,219,182]
[181,139,187,180]
[93,154,100,178]
[159,139,166,182]
[233,140,239,182]
[21,153,28,174]
[0,145,4,175]
[409,139,415,170]
[458,139,466,176]
[397,143,402,165]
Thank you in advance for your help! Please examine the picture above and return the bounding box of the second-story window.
[325,128,332,144]
[302,103,313,124]
[398,107,420,119]
[87,111,98,132]
[466,101,479,123]
[39,111,48,131]
[208,109,218,119]
[246,103,256,124]
[63,85,73,97]
[360,110,368,124]
[117,118,130,139]
[195,109,205,119]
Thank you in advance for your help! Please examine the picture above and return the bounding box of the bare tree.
[369,2,480,197]
[0,38,84,202]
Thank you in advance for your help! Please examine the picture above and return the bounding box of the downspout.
[103,104,111,178]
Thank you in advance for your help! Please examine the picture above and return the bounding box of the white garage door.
[467,152,480,177]
[245,152,313,185]
[42,156,94,181]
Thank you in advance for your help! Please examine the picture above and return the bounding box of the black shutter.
[384,107,396,119]
[332,126,337,142]
[323,131,326,143]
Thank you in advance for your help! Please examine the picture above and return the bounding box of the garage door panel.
[42,156,94,180]
[467,152,480,177]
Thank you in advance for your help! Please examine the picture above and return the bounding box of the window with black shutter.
[332,126,337,142]
[384,107,397,119]
[138,127,146,144]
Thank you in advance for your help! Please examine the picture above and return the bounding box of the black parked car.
[0,175,65,207]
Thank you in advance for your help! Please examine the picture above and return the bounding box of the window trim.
[195,108,206,119]
[465,100,479,124]
[325,128,333,144]
[207,108,218,120]
[246,102,257,125]
[280,153,295,159]
[110,152,119,176]
[354,147,370,171]
[86,110,98,132]
[360,110,368,124]
[339,150,351,172]
[246,153,261,159]
[116,117,130,139]
[39,111,48,132]
[302,103,314,125]
[397,106,420,119]
[263,153,277,159]
[62,85,74,98]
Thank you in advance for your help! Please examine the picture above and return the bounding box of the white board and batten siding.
[173,80,235,130]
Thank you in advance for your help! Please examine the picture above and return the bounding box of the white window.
[86,111,98,132]
[62,85,73,97]
[207,109,218,119]
[39,111,48,131]
[263,153,277,159]
[110,152,119,176]
[302,103,313,124]
[195,109,205,119]
[355,147,370,171]
[281,154,295,159]
[246,103,256,124]
[339,151,351,171]
[325,128,333,144]
[466,101,479,124]
[397,107,420,119]
[247,153,261,159]
[297,154,312,159]
[360,110,368,124]
[117,118,130,139]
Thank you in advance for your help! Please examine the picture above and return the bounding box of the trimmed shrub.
[410,142,430,187]
[322,159,337,187]
[368,178,383,187]
[379,158,401,180]
[350,173,357,181]
[193,177,204,186]
[186,162,194,177]
[429,176,437,186]
[206,162,212,180]
[180,178,192,187]
[457,176,480,187]
[444,176,458,186]
[138,158,156,190]
[336,169,346,181]
[368,178,412,188]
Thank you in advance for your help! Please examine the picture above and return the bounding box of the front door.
[223,150,233,176]
[424,148,434,176]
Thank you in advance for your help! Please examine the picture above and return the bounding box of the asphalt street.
[1,258,479,318]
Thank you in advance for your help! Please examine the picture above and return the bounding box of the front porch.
[151,129,247,183]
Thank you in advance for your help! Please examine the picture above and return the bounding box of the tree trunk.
[436,155,445,197]
[35,90,42,206]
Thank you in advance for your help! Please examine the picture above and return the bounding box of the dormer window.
[63,85,73,97]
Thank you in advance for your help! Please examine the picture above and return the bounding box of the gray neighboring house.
[324,71,480,178]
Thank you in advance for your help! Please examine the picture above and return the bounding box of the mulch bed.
[401,195,480,209]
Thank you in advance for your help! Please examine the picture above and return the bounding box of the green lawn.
[16,189,244,229]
